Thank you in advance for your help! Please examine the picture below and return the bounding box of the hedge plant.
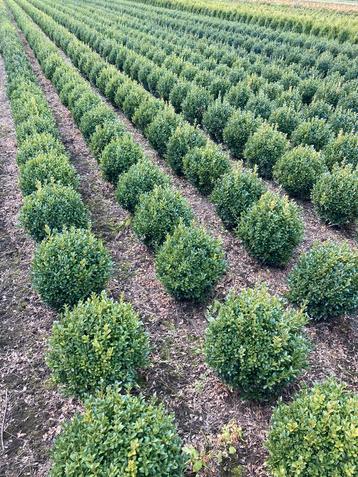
[288,240,358,320]
[211,164,266,229]
[238,192,304,266]
[205,286,309,399]
[145,107,182,156]
[80,105,117,140]
[183,144,230,195]
[89,121,125,159]
[16,115,57,144]
[132,186,194,249]
[202,98,233,142]
[223,110,261,158]
[132,97,165,131]
[50,390,185,476]
[266,380,358,477]
[323,133,358,170]
[155,223,226,301]
[20,183,90,242]
[116,160,170,213]
[291,117,333,150]
[181,85,212,124]
[16,132,65,166]
[47,292,150,397]
[32,227,112,310]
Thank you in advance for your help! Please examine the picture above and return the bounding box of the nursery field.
[0,0,357,476]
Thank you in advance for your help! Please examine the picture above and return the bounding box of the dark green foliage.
[16,115,57,143]
[16,133,65,166]
[122,87,149,120]
[32,227,112,310]
[145,107,182,156]
[223,110,261,158]
[133,186,194,249]
[155,223,226,301]
[166,123,207,175]
[238,192,304,266]
[19,153,79,196]
[80,105,117,140]
[288,241,358,320]
[157,71,177,101]
[211,164,266,229]
[323,133,358,169]
[226,82,251,109]
[183,144,230,195]
[47,292,150,397]
[50,391,185,476]
[202,98,233,142]
[169,80,190,112]
[244,123,289,179]
[132,97,165,131]
[311,164,358,226]
[20,183,90,242]
[181,85,212,124]
[269,105,300,136]
[273,146,326,199]
[72,91,101,123]
[116,160,170,213]
[89,121,126,159]
[291,118,333,150]
[205,286,309,399]
[266,380,358,476]
[100,136,144,185]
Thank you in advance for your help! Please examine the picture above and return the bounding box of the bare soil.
[0,22,357,477]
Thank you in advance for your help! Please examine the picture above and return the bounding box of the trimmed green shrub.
[223,110,261,158]
[89,121,125,159]
[50,390,185,476]
[323,133,358,170]
[155,223,226,301]
[288,240,358,320]
[273,146,326,199]
[183,144,230,195]
[133,186,193,249]
[47,292,149,397]
[169,80,190,112]
[145,107,182,156]
[181,86,212,124]
[16,133,65,166]
[202,99,233,142]
[246,92,273,120]
[19,153,79,196]
[80,105,117,140]
[238,192,304,266]
[132,97,165,131]
[166,123,206,175]
[16,115,57,143]
[32,227,111,310]
[122,87,148,120]
[226,82,251,109]
[244,123,289,179]
[266,380,358,477]
[211,164,266,229]
[114,80,132,109]
[100,136,144,185]
[20,183,90,242]
[311,164,358,226]
[116,160,170,213]
[269,105,300,136]
[72,92,101,123]
[291,118,333,150]
[205,286,309,399]
[157,71,177,101]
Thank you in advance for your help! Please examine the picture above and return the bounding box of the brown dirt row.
[1,16,356,477]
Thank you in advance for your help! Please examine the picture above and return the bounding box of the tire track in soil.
[12,19,358,477]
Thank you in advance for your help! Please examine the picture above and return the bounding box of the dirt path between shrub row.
[6,20,358,476]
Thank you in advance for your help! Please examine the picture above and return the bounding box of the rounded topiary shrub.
[210,164,266,229]
[16,116,57,144]
[80,105,117,140]
[100,135,144,185]
[89,121,125,159]
[183,144,230,195]
[132,97,165,132]
[47,292,150,397]
[19,153,79,196]
[32,227,112,310]
[16,133,65,166]
[223,110,261,158]
[266,380,358,477]
[205,286,309,399]
[166,123,207,175]
[132,186,193,249]
[202,98,233,142]
[238,192,304,266]
[311,164,358,227]
[145,107,182,156]
[323,133,358,170]
[169,80,190,112]
[291,118,333,150]
[155,223,226,301]
[288,240,358,320]
[20,183,90,242]
[269,105,299,136]
[116,160,170,213]
[181,85,212,124]
[244,123,289,179]
[50,390,185,476]
[273,146,326,199]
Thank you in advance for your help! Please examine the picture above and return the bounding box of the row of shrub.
[30,0,358,228]
[18,0,311,268]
